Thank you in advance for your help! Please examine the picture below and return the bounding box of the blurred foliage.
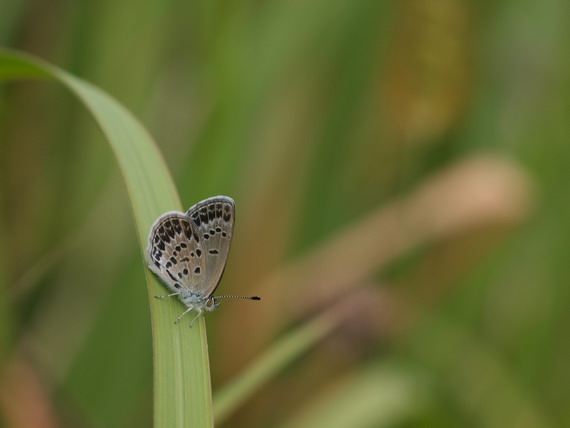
[1,0,569,427]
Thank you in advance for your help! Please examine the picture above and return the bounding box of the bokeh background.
[1,0,569,427]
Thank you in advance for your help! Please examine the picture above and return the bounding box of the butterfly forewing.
[186,196,235,297]
[147,212,205,293]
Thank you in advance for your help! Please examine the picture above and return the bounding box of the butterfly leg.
[155,292,180,299]
[175,305,194,324]
[188,308,204,328]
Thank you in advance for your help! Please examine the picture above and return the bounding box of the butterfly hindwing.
[146,212,205,293]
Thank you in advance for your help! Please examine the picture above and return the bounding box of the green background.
[1,0,568,427]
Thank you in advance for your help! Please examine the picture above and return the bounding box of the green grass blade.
[213,309,335,424]
[212,292,370,424]
[0,49,213,427]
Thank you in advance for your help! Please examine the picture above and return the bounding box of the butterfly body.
[147,196,259,327]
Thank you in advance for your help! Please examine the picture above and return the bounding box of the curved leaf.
[0,49,213,427]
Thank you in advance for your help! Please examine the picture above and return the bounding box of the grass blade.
[213,306,335,424]
[0,49,213,427]
[213,289,377,423]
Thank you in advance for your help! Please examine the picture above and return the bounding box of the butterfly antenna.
[215,295,261,301]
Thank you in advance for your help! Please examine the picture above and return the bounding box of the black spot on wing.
[158,227,170,243]
[183,222,193,240]
[192,213,201,227]
[165,222,175,238]
[172,219,182,234]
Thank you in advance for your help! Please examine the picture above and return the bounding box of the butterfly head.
[205,297,221,311]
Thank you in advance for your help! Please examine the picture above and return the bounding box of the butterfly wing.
[146,212,205,293]
[186,196,235,297]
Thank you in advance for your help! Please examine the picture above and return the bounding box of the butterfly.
[146,196,260,327]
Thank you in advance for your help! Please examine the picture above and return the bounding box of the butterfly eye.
[206,298,216,308]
